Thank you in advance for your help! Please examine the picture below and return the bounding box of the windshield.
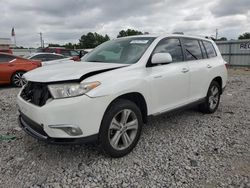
[82,37,155,64]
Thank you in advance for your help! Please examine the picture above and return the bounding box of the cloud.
[0,0,249,47]
[211,0,250,17]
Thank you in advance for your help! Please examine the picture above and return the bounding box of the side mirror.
[151,53,172,65]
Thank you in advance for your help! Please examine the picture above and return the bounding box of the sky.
[0,0,249,47]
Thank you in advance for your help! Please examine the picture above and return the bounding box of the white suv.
[17,34,227,157]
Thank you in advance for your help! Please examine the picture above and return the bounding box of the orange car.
[0,52,41,87]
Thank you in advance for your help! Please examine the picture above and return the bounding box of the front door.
[145,38,190,114]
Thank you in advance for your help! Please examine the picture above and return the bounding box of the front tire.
[199,81,221,114]
[99,99,143,158]
[11,71,27,87]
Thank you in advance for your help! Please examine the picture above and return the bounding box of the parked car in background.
[17,34,227,157]
[0,49,13,54]
[0,52,41,87]
[37,47,89,61]
[41,57,74,66]
[40,47,79,57]
[25,53,66,62]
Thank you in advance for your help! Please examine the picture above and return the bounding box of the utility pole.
[39,32,43,48]
[215,29,218,40]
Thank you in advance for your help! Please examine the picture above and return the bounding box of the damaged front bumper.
[18,111,98,144]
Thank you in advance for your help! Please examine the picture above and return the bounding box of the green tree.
[48,43,62,47]
[238,32,250,40]
[117,29,143,38]
[79,32,110,48]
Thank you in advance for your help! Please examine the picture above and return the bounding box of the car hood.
[24,62,128,82]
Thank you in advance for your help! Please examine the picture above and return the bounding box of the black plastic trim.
[18,112,98,144]
[151,98,206,116]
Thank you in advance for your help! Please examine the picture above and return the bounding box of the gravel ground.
[0,70,249,188]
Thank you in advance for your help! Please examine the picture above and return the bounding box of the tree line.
[48,29,250,49]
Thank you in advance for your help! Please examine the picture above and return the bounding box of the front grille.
[21,82,52,106]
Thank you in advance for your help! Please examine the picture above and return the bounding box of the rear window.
[182,38,203,60]
[203,41,217,58]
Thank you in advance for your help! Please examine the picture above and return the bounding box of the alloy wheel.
[108,109,138,150]
[13,72,27,87]
[208,85,219,110]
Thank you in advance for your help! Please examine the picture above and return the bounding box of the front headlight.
[48,81,100,99]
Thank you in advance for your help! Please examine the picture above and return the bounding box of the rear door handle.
[207,64,212,68]
[181,68,189,73]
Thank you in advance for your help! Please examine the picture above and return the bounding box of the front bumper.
[18,112,98,144]
[17,91,112,139]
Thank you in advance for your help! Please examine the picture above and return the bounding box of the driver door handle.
[181,68,189,73]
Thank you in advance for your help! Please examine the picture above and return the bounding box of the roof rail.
[172,32,184,35]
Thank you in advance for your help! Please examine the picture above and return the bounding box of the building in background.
[216,39,250,67]
[0,38,14,54]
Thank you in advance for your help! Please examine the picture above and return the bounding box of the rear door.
[0,54,16,83]
[180,38,208,102]
[146,38,190,113]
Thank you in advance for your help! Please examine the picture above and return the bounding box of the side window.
[203,41,217,58]
[199,40,208,59]
[182,38,203,61]
[70,50,79,56]
[0,54,15,63]
[30,54,45,60]
[153,38,183,62]
[48,54,64,60]
[61,50,71,56]
[54,54,64,59]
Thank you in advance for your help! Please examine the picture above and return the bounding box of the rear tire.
[11,71,26,87]
[199,81,221,114]
[99,99,143,158]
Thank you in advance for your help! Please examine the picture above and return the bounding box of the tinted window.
[182,38,203,60]
[0,54,15,63]
[153,38,183,62]
[47,54,64,60]
[203,41,217,58]
[30,54,47,60]
[199,41,208,59]
[70,50,79,56]
[61,50,71,56]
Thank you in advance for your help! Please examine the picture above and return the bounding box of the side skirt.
[151,98,206,117]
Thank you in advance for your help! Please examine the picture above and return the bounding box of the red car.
[0,52,41,87]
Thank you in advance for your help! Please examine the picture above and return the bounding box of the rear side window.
[203,41,217,58]
[153,38,183,62]
[0,54,15,63]
[182,38,203,61]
